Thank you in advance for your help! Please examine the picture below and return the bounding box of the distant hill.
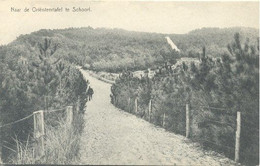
[168,27,258,56]
[3,26,259,72]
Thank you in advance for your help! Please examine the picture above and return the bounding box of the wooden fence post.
[186,104,190,138]
[148,99,152,122]
[128,98,131,112]
[33,110,45,159]
[162,113,166,127]
[235,111,241,163]
[135,98,138,113]
[114,96,117,106]
[44,96,47,111]
[0,127,2,164]
[66,106,73,126]
[0,148,2,164]
[76,97,80,114]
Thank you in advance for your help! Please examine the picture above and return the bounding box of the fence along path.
[85,68,258,164]
[126,97,246,163]
[79,69,236,165]
[0,105,77,163]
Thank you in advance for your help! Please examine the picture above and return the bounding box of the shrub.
[110,33,259,165]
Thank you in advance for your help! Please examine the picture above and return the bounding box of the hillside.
[0,26,258,165]
[110,32,259,165]
[169,27,258,56]
[3,26,259,72]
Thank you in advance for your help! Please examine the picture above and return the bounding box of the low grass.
[8,110,84,164]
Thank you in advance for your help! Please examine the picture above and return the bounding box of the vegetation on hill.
[0,38,88,163]
[8,26,258,72]
[110,33,259,165]
[170,27,258,58]
[0,26,258,164]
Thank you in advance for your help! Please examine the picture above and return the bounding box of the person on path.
[87,87,94,101]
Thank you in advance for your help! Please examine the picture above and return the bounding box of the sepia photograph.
[0,0,259,165]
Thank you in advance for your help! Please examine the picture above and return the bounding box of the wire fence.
[0,107,67,129]
[0,105,76,163]
[0,114,34,129]
[115,97,259,164]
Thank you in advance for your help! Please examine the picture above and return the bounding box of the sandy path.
[78,69,235,165]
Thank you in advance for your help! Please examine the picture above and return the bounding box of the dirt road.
[79,69,235,165]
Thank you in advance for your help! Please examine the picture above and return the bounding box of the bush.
[0,38,88,163]
[110,33,259,165]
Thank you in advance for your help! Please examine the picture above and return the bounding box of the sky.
[0,0,259,45]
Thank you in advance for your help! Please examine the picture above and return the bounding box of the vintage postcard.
[0,0,259,165]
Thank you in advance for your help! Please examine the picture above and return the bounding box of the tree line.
[12,27,258,73]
